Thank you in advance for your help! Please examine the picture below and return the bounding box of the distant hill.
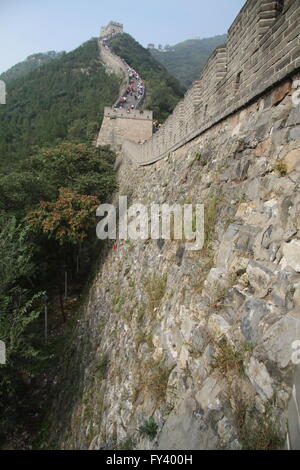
[0,38,120,169]
[0,51,65,83]
[108,33,184,122]
[150,35,227,89]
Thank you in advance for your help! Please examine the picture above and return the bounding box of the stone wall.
[287,365,300,449]
[97,40,152,149]
[46,69,300,451]
[98,39,128,93]
[121,0,300,165]
[97,107,153,149]
[41,0,300,451]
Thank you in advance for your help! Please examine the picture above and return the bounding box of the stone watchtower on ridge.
[100,21,124,39]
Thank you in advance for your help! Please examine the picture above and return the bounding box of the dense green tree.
[0,45,119,439]
[0,142,117,217]
[0,38,120,170]
[0,28,183,446]
[25,187,99,246]
[25,187,100,295]
[0,215,43,434]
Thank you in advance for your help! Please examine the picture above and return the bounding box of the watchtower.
[100,21,124,39]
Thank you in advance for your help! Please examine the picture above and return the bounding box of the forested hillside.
[0,38,120,170]
[151,35,227,88]
[0,31,187,449]
[108,33,184,122]
[0,51,64,84]
[0,38,119,448]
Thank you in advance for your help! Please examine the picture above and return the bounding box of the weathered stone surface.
[272,82,292,106]
[246,357,273,401]
[195,376,223,411]
[294,284,300,309]
[280,240,300,272]
[234,225,262,254]
[157,392,219,450]
[235,202,257,221]
[255,137,272,157]
[216,226,240,272]
[288,127,300,142]
[217,416,240,449]
[246,261,275,298]
[287,105,300,127]
[271,271,296,309]
[263,313,300,368]
[287,366,300,450]
[287,387,300,450]
[241,298,271,344]
[283,148,300,174]
[189,327,206,354]
[208,314,231,339]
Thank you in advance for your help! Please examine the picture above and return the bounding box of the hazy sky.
[0,0,246,74]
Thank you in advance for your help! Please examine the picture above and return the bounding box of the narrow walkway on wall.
[101,38,145,114]
[113,66,144,112]
[97,33,153,149]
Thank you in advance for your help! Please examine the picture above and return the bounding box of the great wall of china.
[92,0,300,451]
[96,26,153,150]
[40,2,300,450]
[97,0,300,167]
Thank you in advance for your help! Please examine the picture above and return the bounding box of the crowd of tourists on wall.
[102,37,145,114]
[114,66,144,112]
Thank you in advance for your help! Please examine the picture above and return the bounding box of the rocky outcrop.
[46,72,300,450]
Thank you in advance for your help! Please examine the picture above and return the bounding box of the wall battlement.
[111,0,300,165]
[100,21,124,39]
[97,107,153,149]
[104,107,153,121]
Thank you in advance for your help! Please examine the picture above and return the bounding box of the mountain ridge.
[150,34,227,88]
[0,51,65,83]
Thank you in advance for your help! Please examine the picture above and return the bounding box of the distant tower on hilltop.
[100,21,124,39]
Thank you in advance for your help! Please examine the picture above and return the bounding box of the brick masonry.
[97,107,153,149]
[116,0,300,165]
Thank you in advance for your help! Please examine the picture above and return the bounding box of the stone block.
[255,137,272,157]
[195,375,223,411]
[246,261,275,298]
[280,239,300,272]
[283,148,300,173]
[287,105,300,127]
[263,312,300,368]
[241,298,271,344]
[207,314,231,339]
[246,357,273,401]
[288,127,300,142]
[272,81,292,106]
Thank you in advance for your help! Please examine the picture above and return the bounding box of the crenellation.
[104,107,152,121]
[98,1,300,166]
[258,0,288,37]
[100,21,123,39]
